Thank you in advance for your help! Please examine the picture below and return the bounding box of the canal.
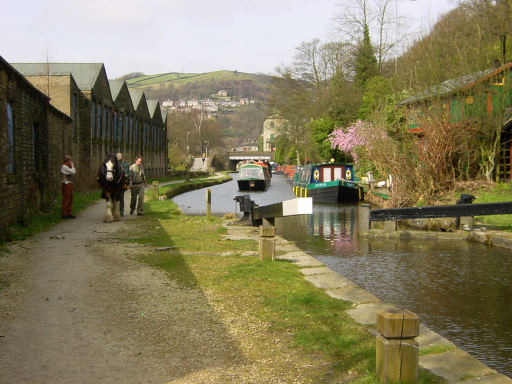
[172,174,512,377]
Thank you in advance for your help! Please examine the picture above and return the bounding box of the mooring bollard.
[152,181,159,200]
[376,308,419,384]
[258,218,275,261]
[206,188,211,220]
[358,203,370,235]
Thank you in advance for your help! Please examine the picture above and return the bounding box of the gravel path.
[0,194,324,384]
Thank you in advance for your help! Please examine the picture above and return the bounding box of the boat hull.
[237,179,269,191]
[305,182,361,203]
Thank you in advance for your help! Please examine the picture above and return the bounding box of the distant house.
[262,116,287,152]
[201,99,218,112]
[187,99,199,108]
[398,61,512,180]
[161,99,174,109]
[217,89,227,97]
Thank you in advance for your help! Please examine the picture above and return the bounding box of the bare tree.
[333,0,402,71]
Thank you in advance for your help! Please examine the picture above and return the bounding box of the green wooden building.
[399,61,512,180]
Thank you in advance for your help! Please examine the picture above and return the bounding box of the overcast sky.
[1,0,458,79]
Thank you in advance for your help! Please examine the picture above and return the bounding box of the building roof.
[128,88,145,110]
[1,56,71,120]
[108,79,125,100]
[11,62,105,91]
[146,99,159,118]
[398,61,512,106]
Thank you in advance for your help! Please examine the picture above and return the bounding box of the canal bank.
[173,175,512,376]
[225,224,512,383]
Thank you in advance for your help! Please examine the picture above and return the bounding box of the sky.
[1,0,458,79]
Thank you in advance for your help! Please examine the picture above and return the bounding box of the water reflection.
[172,175,512,377]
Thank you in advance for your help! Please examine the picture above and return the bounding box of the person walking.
[61,155,76,219]
[129,155,146,216]
[116,152,130,217]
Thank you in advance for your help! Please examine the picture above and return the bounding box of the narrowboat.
[237,162,272,191]
[292,163,362,203]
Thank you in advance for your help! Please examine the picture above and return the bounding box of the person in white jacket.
[61,155,76,219]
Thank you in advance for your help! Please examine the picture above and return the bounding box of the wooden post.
[152,181,159,200]
[359,204,370,236]
[206,188,211,220]
[259,218,275,261]
[376,309,419,384]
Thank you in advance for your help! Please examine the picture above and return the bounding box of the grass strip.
[456,182,512,231]
[0,189,101,244]
[126,196,445,384]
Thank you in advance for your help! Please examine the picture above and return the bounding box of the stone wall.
[0,57,72,228]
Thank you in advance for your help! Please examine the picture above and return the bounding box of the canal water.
[173,174,512,377]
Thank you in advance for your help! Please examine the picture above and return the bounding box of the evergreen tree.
[355,24,379,89]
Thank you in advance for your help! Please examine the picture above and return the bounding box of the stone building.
[146,99,167,175]
[11,62,167,179]
[262,116,287,152]
[109,79,135,162]
[0,56,72,229]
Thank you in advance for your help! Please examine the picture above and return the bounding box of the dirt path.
[0,193,321,384]
[0,196,245,384]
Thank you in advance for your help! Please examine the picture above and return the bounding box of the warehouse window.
[7,102,15,174]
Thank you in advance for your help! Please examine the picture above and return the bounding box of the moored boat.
[237,162,271,191]
[292,163,363,203]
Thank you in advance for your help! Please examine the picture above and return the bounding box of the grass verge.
[0,189,101,244]
[455,182,512,231]
[123,195,445,383]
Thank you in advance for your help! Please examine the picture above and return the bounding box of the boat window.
[240,167,263,178]
[323,167,331,182]
[334,167,342,180]
[303,168,311,183]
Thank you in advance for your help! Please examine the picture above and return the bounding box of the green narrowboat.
[237,162,271,191]
[292,163,363,203]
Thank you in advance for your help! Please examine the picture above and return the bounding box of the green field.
[126,70,269,88]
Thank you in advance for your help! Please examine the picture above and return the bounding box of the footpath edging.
[224,224,512,383]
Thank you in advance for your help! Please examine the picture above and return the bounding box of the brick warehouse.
[1,56,167,229]
[0,56,72,229]
[10,62,167,183]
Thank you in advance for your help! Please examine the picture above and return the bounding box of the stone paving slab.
[490,234,512,250]
[420,348,498,383]
[276,251,309,261]
[326,287,380,304]
[276,252,324,267]
[304,273,357,290]
[456,373,512,384]
[418,324,455,349]
[292,257,325,267]
[299,267,333,276]
[345,302,399,325]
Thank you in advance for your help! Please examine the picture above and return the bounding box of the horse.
[97,153,127,223]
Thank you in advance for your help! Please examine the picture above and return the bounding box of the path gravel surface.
[0,194,324,384]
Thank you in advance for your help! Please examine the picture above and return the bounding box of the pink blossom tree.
[328,120,371,162]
